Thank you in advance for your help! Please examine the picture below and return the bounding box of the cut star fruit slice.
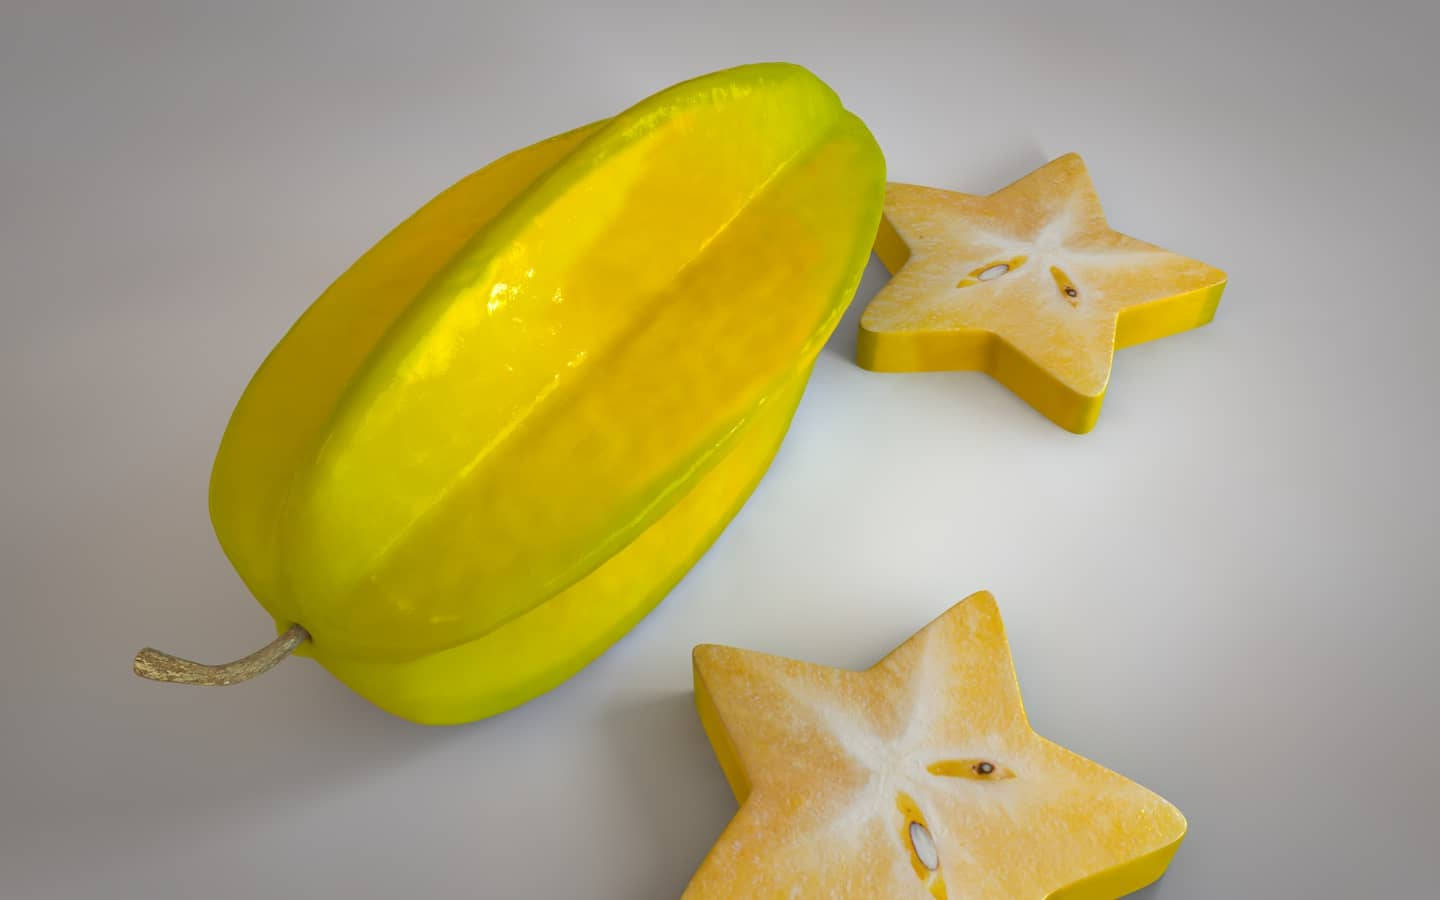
[858,154,1227,433]
[687,592,1187,898]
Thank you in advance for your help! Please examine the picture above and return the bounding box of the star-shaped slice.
[685,591,1186,899]
[858,155,1226,433]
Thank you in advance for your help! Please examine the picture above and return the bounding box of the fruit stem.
[133,624,309,686]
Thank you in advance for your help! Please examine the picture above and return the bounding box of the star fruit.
[134,63,886,724]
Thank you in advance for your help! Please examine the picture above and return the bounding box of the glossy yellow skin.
[689,592,1186,898]
[208,63,885,722]
[322,366,809,724]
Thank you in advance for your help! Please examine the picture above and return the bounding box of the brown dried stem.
[133,625,309,686]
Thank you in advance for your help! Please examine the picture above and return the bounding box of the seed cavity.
[957,255,1028,288]
[927,758,1015,780]
[1050,265,1080,306]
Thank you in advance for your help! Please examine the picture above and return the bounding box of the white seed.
[977,263,1010,281]
[908,821,939,871]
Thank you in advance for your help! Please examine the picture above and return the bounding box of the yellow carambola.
[156,64,885,724]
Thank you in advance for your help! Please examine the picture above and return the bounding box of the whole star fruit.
[133,63,886,724]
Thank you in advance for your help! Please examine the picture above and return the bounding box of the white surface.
[3,2,1437,897]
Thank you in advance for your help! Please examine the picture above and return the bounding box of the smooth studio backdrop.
[3,1,1436,897]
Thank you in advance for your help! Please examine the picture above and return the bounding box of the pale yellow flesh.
[687,592,1186,898]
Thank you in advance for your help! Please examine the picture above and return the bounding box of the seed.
[908,821,940,871]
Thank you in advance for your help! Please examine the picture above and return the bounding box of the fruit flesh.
[687,593,1187,898]
[210,63,885,662]
[858,155,1225,433]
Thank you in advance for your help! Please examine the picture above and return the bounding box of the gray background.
[3,1,1437,897]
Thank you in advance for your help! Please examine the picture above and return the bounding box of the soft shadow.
[600,691,737,900]
[72,662,477,873]
[822,254,891,363]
